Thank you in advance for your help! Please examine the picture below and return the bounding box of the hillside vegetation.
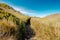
[0,3,30,40]
[0,3,60,40]
[30,17,60,40]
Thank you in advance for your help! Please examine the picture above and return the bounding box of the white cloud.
[11,6,50,18]
[0,1,60,18]
[12,6,60,18]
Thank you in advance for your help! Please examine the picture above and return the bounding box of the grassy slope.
[0,3,30,22]
[0,3,28,40]
[0,3,60,40]
[30,15,60,40]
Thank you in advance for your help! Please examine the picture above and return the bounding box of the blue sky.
[0,0,60,17]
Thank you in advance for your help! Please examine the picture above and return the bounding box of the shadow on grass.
[24,18,35,40]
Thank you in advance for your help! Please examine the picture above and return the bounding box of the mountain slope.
[30,14,60,40]
[0,3,32,40]
[0,3,60,40]
[0,3,30,22]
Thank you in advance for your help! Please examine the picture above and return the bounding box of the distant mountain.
[44,14,60,19]
[0,3,60,40]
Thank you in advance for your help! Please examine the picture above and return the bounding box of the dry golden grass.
[0,19,18,40]
[30,17,60,40]
[0,4,27,40]
[0,3,30,22]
